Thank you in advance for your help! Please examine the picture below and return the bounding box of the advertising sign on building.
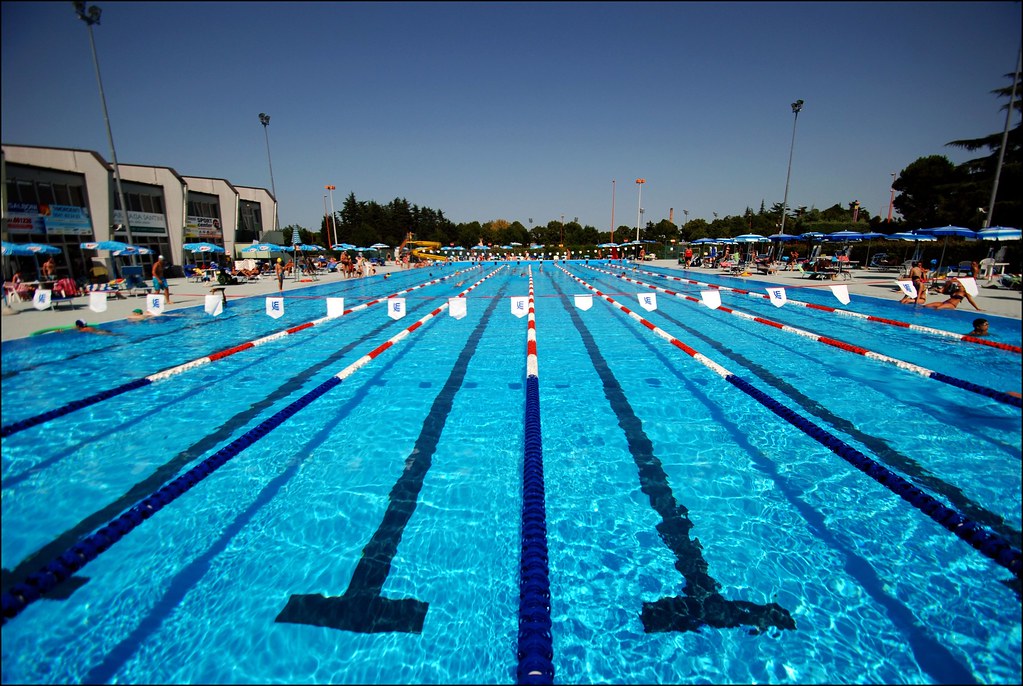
[113,209,168,235]
[6,202,46,234]
[185,216,223,238]
[42,204,93,235]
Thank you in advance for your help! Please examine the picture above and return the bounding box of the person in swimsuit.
[908,260,928,297]
[924,277,983,310]
[967,318,989,337]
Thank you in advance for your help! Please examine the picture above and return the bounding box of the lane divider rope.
[0,267,504,624]
[611,263,1021,354]
[517,266,554,685]
[0,269,473,439]
[586,265,1020,409]
[557,264,1022,580]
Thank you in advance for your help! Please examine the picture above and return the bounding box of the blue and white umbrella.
[81,240,135,251]
[733,234,768,243]
[112,246,154,256]
[331,243,356,251]
[766,233,800,241]
[241,243,285,253]
[4,241,60,280]
[825,231,864,241]
[183,242,225,253]
[888,233,936,242]
[977,226,1021,241]
[370,243,390,249]
[917,226,977,273]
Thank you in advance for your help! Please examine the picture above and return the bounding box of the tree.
[946,69,1022,227]
[892,155,970,228]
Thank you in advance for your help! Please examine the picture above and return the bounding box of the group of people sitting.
[899,261,983,310]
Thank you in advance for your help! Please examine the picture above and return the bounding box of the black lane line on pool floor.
[80,335,414,684]
[275,281,509,634]
[580,269,1023,549]
[0,303,422,601]
[570,270,979,683]
[548,273,796,635]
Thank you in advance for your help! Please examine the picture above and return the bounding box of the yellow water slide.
[409,241,446,261]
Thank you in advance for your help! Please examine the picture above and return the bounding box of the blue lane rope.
[726,374,1022,579]
[1,378,153,438]
[518,374,554,684]
[0,376,342,624]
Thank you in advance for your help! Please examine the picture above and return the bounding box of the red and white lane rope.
[1,269,473,439]
[335,267,504,381]
[567,264,1020,408]
[549,263,1022,582]
[149,268,474,381]
[609,263,1021,354]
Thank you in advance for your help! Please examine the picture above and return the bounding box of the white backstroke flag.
[574,294,593,311]
[700,290,721,310]
[205,293,224,316]
[829,284,850,305]
[326,297,345,318]
[510,296,528,318]
[448,297,467,320]
[89,291,108,313]
[266,296,284,319]
[896,280,917,298]
[388,298,406,320]
[638,293,657,311]
[33,289,51,311]
[147,294,166,315]
[766,287,787,308]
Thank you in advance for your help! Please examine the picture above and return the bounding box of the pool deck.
[2,259,1020,342]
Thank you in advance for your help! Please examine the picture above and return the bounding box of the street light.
[887,172,896,223]
[610,179,616,245]
[73,1,134,252]
[635,178,645,242]
[258,112,278,231]
[325,184,337,248]
[778,99,804,236]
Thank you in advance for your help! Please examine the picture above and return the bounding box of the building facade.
[2,143,277,282]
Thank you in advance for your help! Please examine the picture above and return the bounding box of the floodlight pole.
[74,1,134,258]
[635,178,645,243]
[325,184,338,248]
[778,99,803,236]
[259,112,278,231]
[982,45,1021,228]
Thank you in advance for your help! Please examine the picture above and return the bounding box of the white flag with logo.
[958,277,978,296]
[766,287,787,308]
[266,296,284,319]
[700,290,721,310]
[326,297,345,318]
[896,280,917,298]
[574,294,593,311]
[448,297,467,320]
[510,296,528,318]
[388,298,406,320]
[829,284,851,305]
[33,289,51,311]
[147,294,166,315]
[638,293,657,311]
[89,291,108,313]
[205,293,224,316]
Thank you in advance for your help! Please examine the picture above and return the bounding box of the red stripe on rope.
[208,343,254,361]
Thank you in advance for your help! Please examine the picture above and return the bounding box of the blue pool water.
[2,261,1020,684]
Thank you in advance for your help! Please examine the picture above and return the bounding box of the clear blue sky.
[3,1,1020,233]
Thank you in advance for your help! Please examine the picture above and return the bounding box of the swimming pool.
[2,260,1020,684]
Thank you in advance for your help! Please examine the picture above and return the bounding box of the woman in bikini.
[924,277,983,310]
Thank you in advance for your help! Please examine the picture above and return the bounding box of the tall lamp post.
[635,178,645,242]
[73,1,134,253]
[778,99,804,236]
[258,112,278,231]
[886,172,896,223]
[610,179,616,246]
[325,184,338,248]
